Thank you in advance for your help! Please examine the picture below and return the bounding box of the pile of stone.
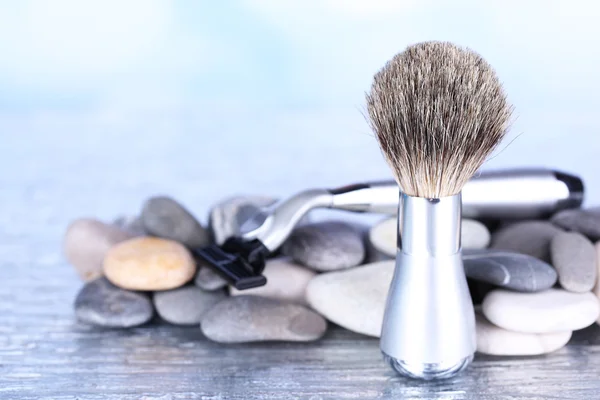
[64,195,600,356]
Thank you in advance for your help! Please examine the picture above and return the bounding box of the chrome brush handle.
[380,193,476,380]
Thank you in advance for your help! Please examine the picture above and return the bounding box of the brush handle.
[380,193,476,380]
[330,168,583,219]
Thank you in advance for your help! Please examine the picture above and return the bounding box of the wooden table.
[1,261,600,400]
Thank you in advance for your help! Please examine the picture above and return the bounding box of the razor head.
[192,238,269,290]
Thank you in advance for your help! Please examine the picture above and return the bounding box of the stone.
[141,196,210,248]
[112,215,146,236]
[306,260,395,337]
[74,277,154,328]
[282,221,365,271]
[229,258,316,305]
[368,218,396,257]
[369,217,491,258]
[592,241,600,324]
[201,296,327,343]
[64,218,135,281]
[194,262,228,291]
[482,289,600,333]
[551,209,600,240]
[364,230,394,263]
[462,219,491,249]
[475,311,571,356]
[153,285,226,325]
[551,232,597,292]
[104,237,196,291]
[463,249,557,292]
[208,196,276,245]
[490,221,563,262]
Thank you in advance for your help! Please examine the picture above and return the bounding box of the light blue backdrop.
[1,0,599,233]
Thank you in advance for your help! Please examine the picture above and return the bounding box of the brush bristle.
[366,41,513,198]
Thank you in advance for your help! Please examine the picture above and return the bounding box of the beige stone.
[64,218,134,281]
[104,237,196,291]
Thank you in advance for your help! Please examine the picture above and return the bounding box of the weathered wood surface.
[1,262,600,400]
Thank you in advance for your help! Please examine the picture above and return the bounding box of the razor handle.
[330,168,583,219]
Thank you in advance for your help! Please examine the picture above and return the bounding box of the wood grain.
[1,262,600,400]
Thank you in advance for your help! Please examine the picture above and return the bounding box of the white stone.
[368,218,396,257]
[229,258,316,305]
[593,241,600,324]
[482,288,600,333]
[369,217,490,257]
[462,219,491,250]
[305,260,395,337]
[476,311,571,356]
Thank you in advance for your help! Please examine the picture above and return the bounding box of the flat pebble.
[482,288,600,333]
[551,232,597,292]
[208,196,276,245]
[364,230,394,263]
[551,209,600,240]
[306,260,395,337]
[593,242,600,324]
[141,196,210,248]
[368,218,396,257]
[463,249,557,292]
[153,285,226,325]
[230,258,316,305]
[476,311,571,356]
[201,296,327,343]
[491,221,563,262]
[74,277,154,328]
[369,218,490,258]
[64,218,135,281]
[112,215,146,236]
[104,237,196,291]
[282,221,365,271]
[462,219,492,249]
[194,262,228,291]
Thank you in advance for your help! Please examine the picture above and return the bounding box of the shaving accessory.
[366,41,513,379]
[193,167,582,290]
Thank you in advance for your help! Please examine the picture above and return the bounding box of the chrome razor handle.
[329,168,584,219]
[461,168,583,219]
[242,168,583,252]
[380,193,476,380]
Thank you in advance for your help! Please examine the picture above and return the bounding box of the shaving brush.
[366,41,513,380]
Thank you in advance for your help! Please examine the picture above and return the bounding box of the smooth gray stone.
[463,249,557,292]
[490,221,563,262]
[282,221,366,271]
[201,295,327,343]
[551,231,597,292]
[208,196,277,245]
[551,209,600,240]
[153,285,227,325]
[74,277,154,328]
[112,214,147,236]
[194,263,228,291]
[141,196,210,248]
